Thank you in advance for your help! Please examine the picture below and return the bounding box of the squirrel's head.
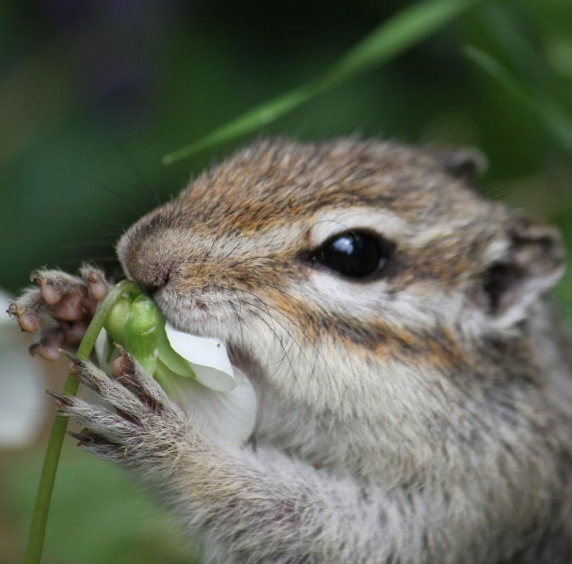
[117,138,565,420]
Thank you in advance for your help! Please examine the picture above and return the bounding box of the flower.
[0,289,46,448]
[95,291,257,446]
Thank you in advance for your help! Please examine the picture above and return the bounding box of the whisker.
[248,297,340,406]
[215,260,340,395]
[244,307,302,394]
[61,241,116,250]
[216,284,304,388]
[63,256,120,264]
[109,139,163,207]
[79,176,143,219]
[197,238,220,278]
[235,287,342,408]
[228,255,288,270]
[86,218,129,233]
[227,298,247,362]
[221,284,340,407]
[220,237,244,263]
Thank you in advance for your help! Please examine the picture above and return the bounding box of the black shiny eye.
[308,231,394,280]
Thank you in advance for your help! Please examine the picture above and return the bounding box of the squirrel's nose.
[140,272,170,295]
[116,220,179,295]
[125,255,175,295]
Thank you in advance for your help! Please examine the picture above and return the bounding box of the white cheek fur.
[309,208,410,248]
[296,271,459,329]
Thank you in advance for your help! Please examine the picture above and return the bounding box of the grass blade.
[162,0,482,165]
[465,46,572,155]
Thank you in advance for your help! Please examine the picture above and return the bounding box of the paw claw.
[7,302,19,317]
[8,302,42,332]
[65,356,83,382]
[30,271,63,305]
[29,271,41,284]
[8,290,48,331]
[88,278,108,301]
[67,358,103,393]
[45,389,73,409]
[80,265,109,302]
[68,431,89,445]
[60,348,79,363]
[68,429,111,447]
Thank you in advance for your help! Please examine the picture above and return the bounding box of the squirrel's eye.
[309,231,394,280]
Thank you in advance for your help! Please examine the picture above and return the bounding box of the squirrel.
[8,138,572,563]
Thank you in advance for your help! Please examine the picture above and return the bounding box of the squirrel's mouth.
[154,293,260,382]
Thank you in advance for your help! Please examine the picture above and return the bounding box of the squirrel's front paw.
[7,265,110,360]
[49,348,192,476]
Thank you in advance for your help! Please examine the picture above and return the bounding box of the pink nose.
[139,270,170,294]
[117,213,180,294]
[133,260,174,294]
[123,249,175,294]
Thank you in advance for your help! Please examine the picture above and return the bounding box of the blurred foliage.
[162,0,483,163]
[1,0,571,562]
[1,448,196,564]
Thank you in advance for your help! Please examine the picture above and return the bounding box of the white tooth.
[164,322,236,392]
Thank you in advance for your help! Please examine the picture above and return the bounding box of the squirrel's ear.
[422,146,488,179]
[480,219,565,327]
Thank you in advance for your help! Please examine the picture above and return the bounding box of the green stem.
[25,280,142,564]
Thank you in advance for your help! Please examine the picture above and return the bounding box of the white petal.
[0,349,47,448]
[172,368,257,446]
[164,322,236,392]
[95,328,114,374]
[0,289,13,327]
[0,290,46,448]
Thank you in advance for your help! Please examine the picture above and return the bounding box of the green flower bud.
[99,286,235,393]
[122,294,163,376]
[94,282,256,445]
[104,293,132,344]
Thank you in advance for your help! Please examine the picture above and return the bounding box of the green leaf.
[162,0,483,164]
[464,45,572,156]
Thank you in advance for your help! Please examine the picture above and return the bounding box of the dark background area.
[1,0,571,562]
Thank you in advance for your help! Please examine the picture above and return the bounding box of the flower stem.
[25,280,142,564]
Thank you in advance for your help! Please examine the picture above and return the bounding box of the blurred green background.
[1,0,571,562]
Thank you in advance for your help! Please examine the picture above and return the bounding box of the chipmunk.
[9,138,572,563]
